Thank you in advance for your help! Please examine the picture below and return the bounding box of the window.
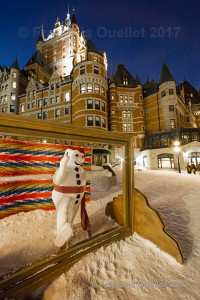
[169,105,174,111]
[161,90,166,97]
[12,82,17,88]
[27,103,30,109]
[5,85,8,91]
[95,100,100,110]
[80,84,86,93]
[169,89,174,95]
[65,92,70,101]
[80,66,85,75]
[1,107,5,112]
[55,109,60,118]
[12,72,17,78]
[129,96,133,103]
[102,118,106,128]
[44,98,48,106]
[87,99,93,109]
[140,109,144,115]
[123,77,128,85]
[21,104,25,112]
[93,56,98,62]
[65,108,70,115]
[38,100,42,107]
[124,96,128,103]
[123,123,127,132]
[51,84,54,90]
[111,94,115,100]
[120,95,123,103]
[101,86,105,95]
[56,83,60,89]
[32,101,36,108]
[95,116,101,126]
[87,83,93,92]
[111,109,115,115]
[140,95,143,101]
[94,84,100,93]
[50,97,54,104]
[87,116,93,126]
[170,119,176,129]
[5,95,7,102]
[43,111,48,120]
[11,93,16,101]
[10,105,15,112]
[56,96,60,102]
[94,66,99,75]
[38,112,42,119]
[102,102,105,112]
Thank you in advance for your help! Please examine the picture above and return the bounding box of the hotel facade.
[0,9,199,169]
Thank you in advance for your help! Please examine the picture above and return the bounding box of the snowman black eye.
[75,154,79,157]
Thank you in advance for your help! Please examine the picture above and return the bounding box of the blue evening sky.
[0,0,200,89]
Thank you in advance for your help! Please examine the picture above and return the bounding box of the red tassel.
[81,195,92,237]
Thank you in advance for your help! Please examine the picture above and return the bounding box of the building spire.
[11,56,20,70]
[71,8,77,25]
[37,25,45,43]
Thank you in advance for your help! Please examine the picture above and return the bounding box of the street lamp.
[174,141,181,173]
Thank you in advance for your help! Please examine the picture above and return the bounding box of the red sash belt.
[53,184,85,194]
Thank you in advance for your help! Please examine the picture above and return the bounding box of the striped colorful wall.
[0,139,92,219]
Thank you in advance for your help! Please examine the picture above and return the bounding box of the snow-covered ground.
[42,169,200,300]
[1,168,200,299]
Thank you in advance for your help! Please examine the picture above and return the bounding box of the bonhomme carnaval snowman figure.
[52,148,112,248]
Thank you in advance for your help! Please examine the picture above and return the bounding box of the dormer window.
[123,77,128,85]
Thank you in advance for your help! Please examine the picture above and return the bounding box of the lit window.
[129,96,132,102]
[12,72,17,78]
[21,104,25,112]
[38,100,42,107]
[38,112,42,119]
[94,84,100,93]
[32,101,36,108]
[65,92,70,101]
[5,95,7,102]
[111,94,115,100]
[11,93,16,101]
[170,119,176,129]
[93,56,98,62]
[50,97,54,104]
[87,83,93,92]
[80,83,86,93]
[5,85,8,91]
[12,82,17,88]
[112,125,116,131]
[55,109,60,118]
[123,77,128,85]
[124,96,128,103]
[87,99,93,109]
[111,109,115,115]
[56,96,60,102]
[87,116,93,126]
[120,95,123,102]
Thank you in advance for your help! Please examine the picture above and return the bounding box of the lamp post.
[174,141,181,173]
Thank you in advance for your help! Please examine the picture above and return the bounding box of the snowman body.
[52,148,112,247]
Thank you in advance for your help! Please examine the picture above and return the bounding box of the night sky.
[1,0,200,89]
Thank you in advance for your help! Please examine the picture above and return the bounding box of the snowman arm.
[53,156,70,184]
[85,169,112,180]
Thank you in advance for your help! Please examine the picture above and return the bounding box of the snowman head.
[66,148,85,166]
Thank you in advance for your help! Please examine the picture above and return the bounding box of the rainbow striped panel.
[0,139,93,218]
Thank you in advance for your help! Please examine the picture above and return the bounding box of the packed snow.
[0,168,200,299]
